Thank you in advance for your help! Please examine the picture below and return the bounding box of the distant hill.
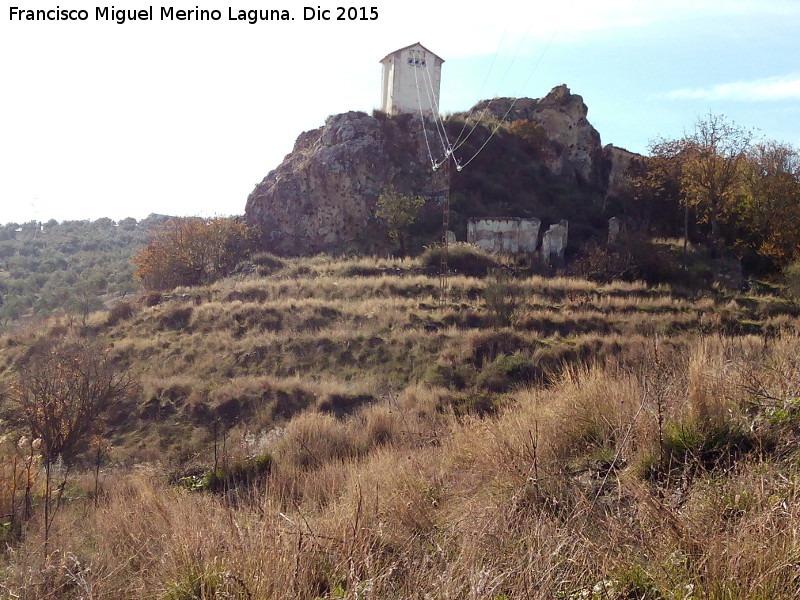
[0,214,168,330]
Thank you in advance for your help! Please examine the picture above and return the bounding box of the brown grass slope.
[1,252,800,598]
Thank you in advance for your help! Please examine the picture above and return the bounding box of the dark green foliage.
[423,361,469,389]
[418,243,500,277]
[317,393,375,417]
[200,452,272,493]
[661,419,753,471]
[0,216,163,330]
[476,352,537,392]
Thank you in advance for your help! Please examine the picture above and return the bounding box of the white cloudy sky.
[1,0,799,223]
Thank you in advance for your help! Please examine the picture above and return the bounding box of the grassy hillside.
[0,215,165,331]
[1,249,800,598]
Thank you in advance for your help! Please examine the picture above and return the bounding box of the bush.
[438,391,500,417]
[419,242,500,277]
[251,251,286,276]
[570,233,682,284]
[132,217,253,291]
[476,352,536,392]
[483,269,521,327]
[198,452,272,493]
[783,259,800,299]
[106,300,135,326]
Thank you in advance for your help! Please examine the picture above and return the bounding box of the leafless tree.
[9,335,136,555]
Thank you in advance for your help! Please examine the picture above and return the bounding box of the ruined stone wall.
[466,217,541,254]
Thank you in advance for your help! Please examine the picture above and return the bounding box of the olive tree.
[375,189,425,257]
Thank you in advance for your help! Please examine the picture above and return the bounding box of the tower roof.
[379,42,444,64]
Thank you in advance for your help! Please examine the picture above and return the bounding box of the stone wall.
[466,217,541,254]
[541,220,569,264]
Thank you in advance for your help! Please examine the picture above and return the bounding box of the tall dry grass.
[3,333,800,598]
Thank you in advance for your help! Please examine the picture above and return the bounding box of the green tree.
[375,189,425,256]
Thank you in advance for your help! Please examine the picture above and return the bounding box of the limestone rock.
[604,144,644,199]
[245,86,639,256]
[468,85,610,186]
[246,112,431,255]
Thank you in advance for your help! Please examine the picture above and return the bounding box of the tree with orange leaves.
[132,217,252,291]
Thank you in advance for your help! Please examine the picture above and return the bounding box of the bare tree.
[9,335,136,554]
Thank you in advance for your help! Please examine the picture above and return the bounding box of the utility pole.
[438,157,451,307]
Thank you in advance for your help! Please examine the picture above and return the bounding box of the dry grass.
[3,254,800,598]
[2,332,800,598]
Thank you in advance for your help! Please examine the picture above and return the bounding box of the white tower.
[379,43,444,116]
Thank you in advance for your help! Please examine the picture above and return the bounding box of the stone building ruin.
[467,217,541,254]
[541,220,569,264]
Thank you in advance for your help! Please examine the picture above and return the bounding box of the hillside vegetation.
[1,249,800,598]
[0,216,165,330]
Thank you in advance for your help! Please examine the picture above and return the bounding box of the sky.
[1,0,799,224]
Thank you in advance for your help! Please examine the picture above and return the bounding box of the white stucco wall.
[380,44,443,115]
[466,217,541,254]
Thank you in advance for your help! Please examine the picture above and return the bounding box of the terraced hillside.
[2,251,800,599]
[4,251,795,461]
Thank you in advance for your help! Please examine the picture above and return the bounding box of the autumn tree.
[680,115,753,255]
[639,115,753,259]
[375,189,425,256]
[736,141,800,267]
[132,217,252,290]
[9,335,136,551]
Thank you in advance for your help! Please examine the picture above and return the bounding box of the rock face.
[469,84,608,186]
[246,111,439,255]
[603,144,644,200]
[246,86,639,256]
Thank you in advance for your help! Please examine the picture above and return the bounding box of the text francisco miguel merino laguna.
[8,5,380,24]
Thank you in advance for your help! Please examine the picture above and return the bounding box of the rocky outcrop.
[246,86,639,256]
[468,85,610,186]
[246,112,437,255]
[603,144,644,200]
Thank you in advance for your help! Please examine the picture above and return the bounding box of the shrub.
[438,390,500,417]
[159,307,193,331]
[106,300,135,326]
[783,259,800,299]
[276,412,357,468]
[251,251,286,276]
[192,452,272,494]
[483,268,521,327]
[132,217,253,291]
[142,291,163,307]
[570,233,682,285]
[419,242,500,277]
[476,352,536,392]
